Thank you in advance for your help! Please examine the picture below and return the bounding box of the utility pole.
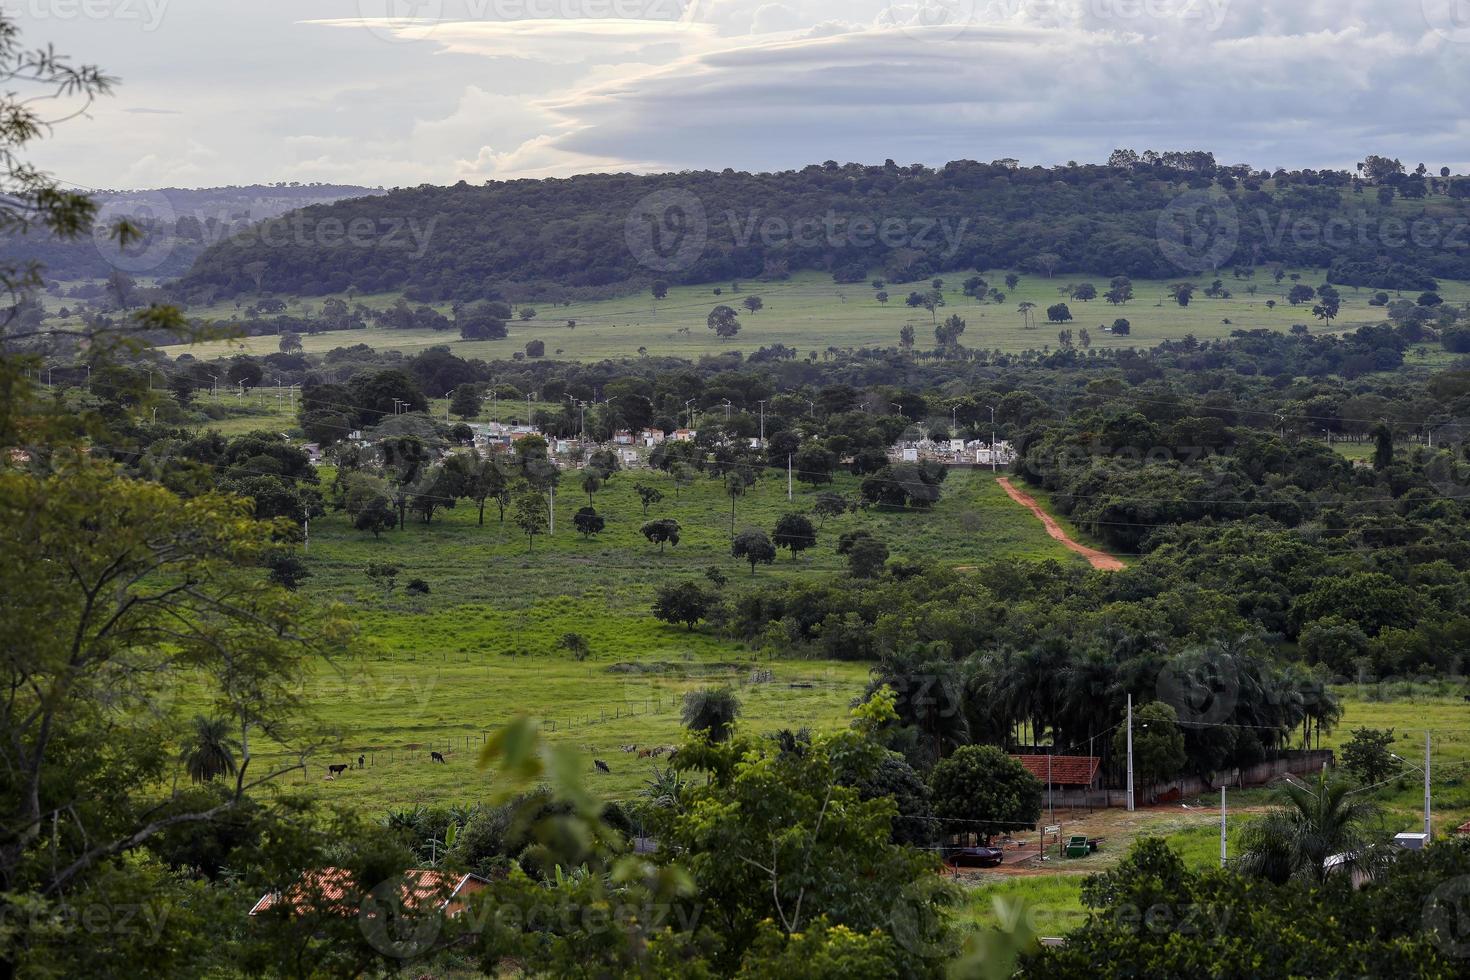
[548,485,555,536]
[787,454,793,501]
[989,405,998,473]
[1426,730,1432,837]
[1047,751,1054,825]
[757,400,766,448]
[1126,694,1135,812]
[684,399,695,429]
[1220,786,1228,867]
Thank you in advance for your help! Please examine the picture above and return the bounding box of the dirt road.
[996,478,1125,572]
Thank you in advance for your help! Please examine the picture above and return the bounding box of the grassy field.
[148,268,1470,363]
[231,462,1093,811]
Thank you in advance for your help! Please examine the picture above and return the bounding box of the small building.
[249,868,488,919]
[618,448,640,467]
[1010,754,1102,790]
[639,428,666,447]
[670,428,697,442]
[613,430,635,446]
[901,447,919,463]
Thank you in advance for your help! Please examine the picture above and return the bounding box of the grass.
[148,268,1470,363]
[229,462,1093,811]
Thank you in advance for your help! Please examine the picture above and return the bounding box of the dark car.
[945,845,1004,868]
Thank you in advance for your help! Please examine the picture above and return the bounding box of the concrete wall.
[1040,750,1336,809]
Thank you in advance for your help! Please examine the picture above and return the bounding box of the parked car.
[945,845,1004,868]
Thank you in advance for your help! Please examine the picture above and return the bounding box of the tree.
[653,581,711,632]
[180,716,239,785]
[812,491,849,527]
[1288,283,1316,305]
[511,485,548,551]
[0,462,355,903]
[1005,273,1021,290]
[1070,282,1097,302]
[742,296,764,314]
[1112,701,1185,800]
[651,280,669,300]
[725,470,749,537]
[875,290,889,304]
[905,289,945,324]
[558,632,591,661]
[708,305,742,339]
[935,313,966,347]
[525,339,545,358]
[1312,284,1341,326]
[353,495,397,538]
[641,518,682,553]
[1105,276,1134,305]
[450,384,482,419]
[579,469,602,505]
[845,536,889,579]
[265,551,311,590]
[680,686,741,742]
[1237,767,1380,884]
[634,482,664,516]
[772,513,817,561]
[278,331,303,354]
[1017,300,1037,329]
[1046,302,1072,324]
[1170,282,1197,306]
[572,506,604,539]
[365,561,400,592]
[1372,423,1394,471]
[898,323,914,351]
[794,445,836,486]
[1340,727,1397,786]
[929,745,1042,843]
[732,528,776,574]
[1111,317,1131,336]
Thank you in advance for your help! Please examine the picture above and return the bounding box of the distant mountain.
[173,157,1470,304]
[2,184,384,281]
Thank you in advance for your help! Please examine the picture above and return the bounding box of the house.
[1010,755,1102,789]
[613,430,635,446]
[249,868,488,919]
[300,442,324,464]
[639,428,666,447]
[901,447,919,463]
[670,428,697,442]
[618,448,640,467]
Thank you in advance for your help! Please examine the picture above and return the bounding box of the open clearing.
[152,268,1470,362]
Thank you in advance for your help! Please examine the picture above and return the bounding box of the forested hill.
[1,183,383,280]
[177,154,1470,304]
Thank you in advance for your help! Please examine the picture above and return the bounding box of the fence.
[1039,750,1337,809]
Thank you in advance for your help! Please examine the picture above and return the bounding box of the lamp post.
[989,405,998,472]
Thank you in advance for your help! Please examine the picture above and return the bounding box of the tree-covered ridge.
[178,155,1470,303]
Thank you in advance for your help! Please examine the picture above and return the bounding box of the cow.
[620,744,638,753]
[328,764,348,777]
[358,755,366,769]
[431,751,446,764]
[594,759,611,774]
[638,749,653,759]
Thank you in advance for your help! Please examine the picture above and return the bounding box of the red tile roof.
[1011,755,1101,787]
[248,868,487,918]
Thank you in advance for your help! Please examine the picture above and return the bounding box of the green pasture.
[150,268,1470,363]
[231,463,1091,811]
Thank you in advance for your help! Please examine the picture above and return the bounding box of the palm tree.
[1236,767,1380,885]
[180,715,239,784]
[680,686,741,743]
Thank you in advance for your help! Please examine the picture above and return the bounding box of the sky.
[21,0,1470,190]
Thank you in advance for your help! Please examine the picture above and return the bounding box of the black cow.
[431,751,446,764]
[594,759,611,774]
[328,764,348,777]
[358,755,365,769]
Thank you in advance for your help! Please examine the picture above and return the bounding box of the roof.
[1011,754,1101,787]
[248,868,487,918]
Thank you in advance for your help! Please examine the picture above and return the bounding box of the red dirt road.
[996,478,1125,572]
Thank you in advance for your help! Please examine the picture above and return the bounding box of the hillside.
[2,183,383,280]
[176,155,1470,304]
